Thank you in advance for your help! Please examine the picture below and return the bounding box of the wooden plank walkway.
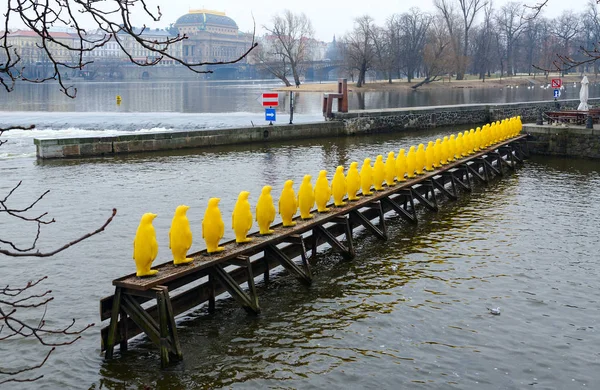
[100,135,529,367]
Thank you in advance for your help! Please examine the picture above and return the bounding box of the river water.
[1,80,599,389]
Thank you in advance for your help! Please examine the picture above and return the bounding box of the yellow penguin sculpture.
[415,144,426,175]
[279,180,298,227]
[448,135,457,162]
[133,213,159,277]
[395,148,407,182]
[372,155,386,191]
[406,146,417,178]
[169,205,193,266]
[232,191,253,243]
[384,151,396,186]
[314,170,332,212]
[346,161,362,201]
[433,139,442,168]
[467,129,475,154]
[298,175,316,219]
[331,165,347,206]
[360,158,374,195]
[256,185,276,235]
[474,127,481,151]
[425,141,435,172]
[441,136,449,165]
[202,198,225,253]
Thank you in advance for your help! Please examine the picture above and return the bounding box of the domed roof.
[175,10,238,29]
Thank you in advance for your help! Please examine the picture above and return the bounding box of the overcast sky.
[135,0,587,41]
[2,0,590,41]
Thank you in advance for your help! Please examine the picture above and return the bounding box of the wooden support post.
[105,286,122,359]
[283,235,312,280]
[450,170,471,192]
[212,264,260,315]
[466,162,487,184]
[118,307,128,352]
[241,256,260,310]
[341,215,356,259]
[483,156,502,177]
[432,177,458,200]
[382,196,417,224]
[262,255,270,286]
[208,272,216,313]
[311,228,319,259]
[411,187,438,212]
[120,294,161,349]
[349,207,387,240]
[157,286,182,361]
[315,222,354,260]
[488,152,505,175]
[156,289,170,367]
[398,188,416,212]
[480,159,490,182]
[511,143,525,163]
[266,244,312,285]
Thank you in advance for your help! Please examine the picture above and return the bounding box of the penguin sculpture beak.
[150,213,158,220]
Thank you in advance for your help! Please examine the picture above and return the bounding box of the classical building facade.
[173,9,253,63]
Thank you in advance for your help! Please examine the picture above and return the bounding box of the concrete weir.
[34,122,346,159]
[34,98,600,159]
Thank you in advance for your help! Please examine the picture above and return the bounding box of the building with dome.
[173,9,253,64]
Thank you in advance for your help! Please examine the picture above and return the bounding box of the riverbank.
[274,74,594,93]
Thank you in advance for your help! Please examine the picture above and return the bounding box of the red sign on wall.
[551,78,562,88]
[262,93,279,107]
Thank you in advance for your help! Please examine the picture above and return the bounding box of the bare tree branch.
[1,0,257,97]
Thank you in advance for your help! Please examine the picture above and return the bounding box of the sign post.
[265,108,276,125]
[262,92,278,125]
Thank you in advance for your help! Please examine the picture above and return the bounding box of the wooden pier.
[100,135,529,367]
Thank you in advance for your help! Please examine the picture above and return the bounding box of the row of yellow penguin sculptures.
[132,116,523,277]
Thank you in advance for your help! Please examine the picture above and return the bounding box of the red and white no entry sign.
[262,92,279,107]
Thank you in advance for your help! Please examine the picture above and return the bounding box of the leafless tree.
[251,40,294,86]
[371,25,394,83]
[495,2,527,76]
[261,10,314,87]
[0,0,256,98]
[521,17,546,76]
[548,11,582,74]
[412,15,453,89]
[1,126,117,385]
[434,0,486,80]
[342,15,377,88]
[393,9,431,83]
[471,1,494,80]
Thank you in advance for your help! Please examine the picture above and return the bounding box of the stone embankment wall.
[35,98,600,159]
[523,125,600,159]
[335,98,600,135]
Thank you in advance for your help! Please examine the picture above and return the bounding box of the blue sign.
[553,89,561,98]
[265,108,276,122]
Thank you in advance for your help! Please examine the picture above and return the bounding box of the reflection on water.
[92,154,600,389]
[2,120,600,388]
[2,79,599,114]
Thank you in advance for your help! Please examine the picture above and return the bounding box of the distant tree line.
[259,1,600,88]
